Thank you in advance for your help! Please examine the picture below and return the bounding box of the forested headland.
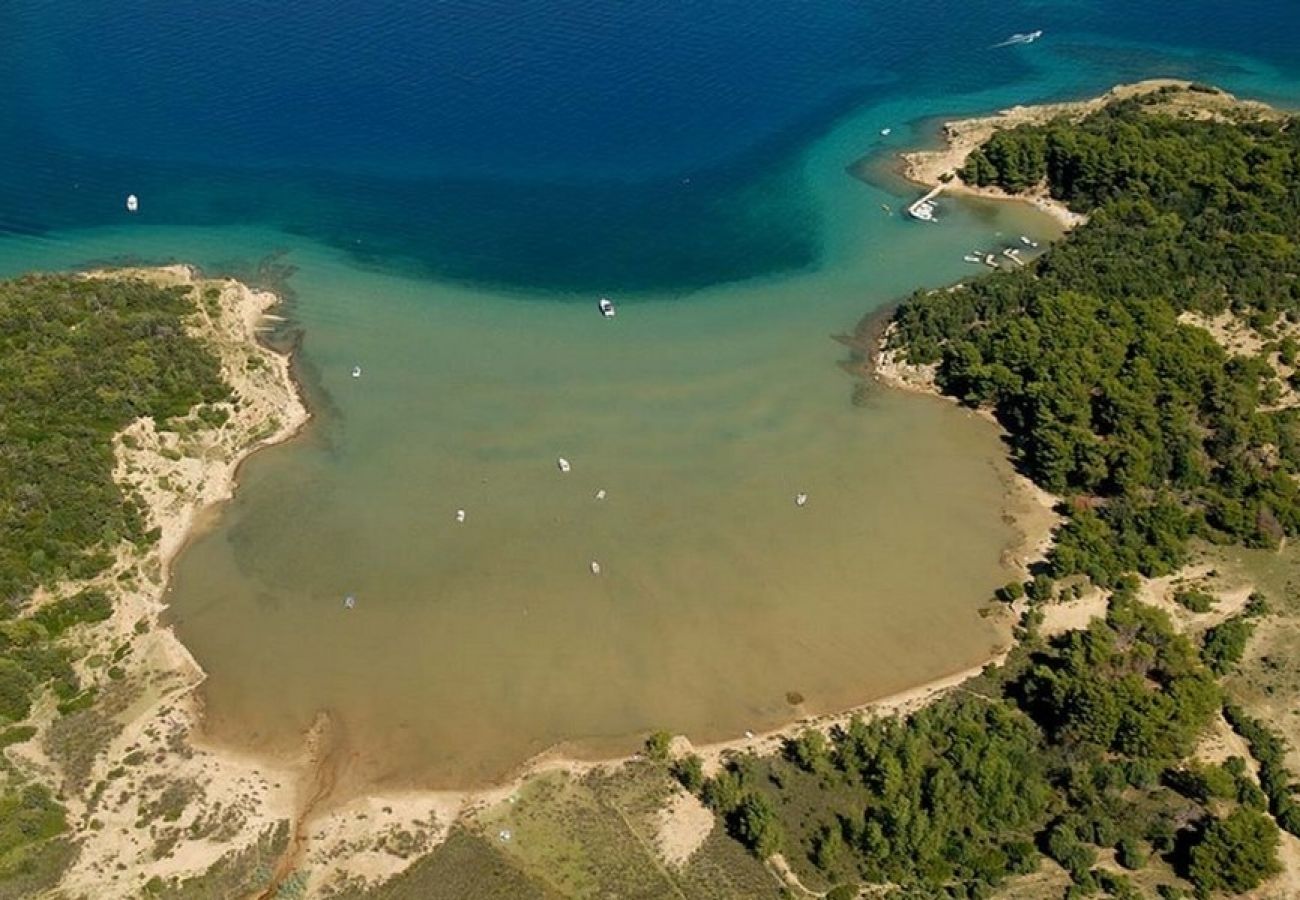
[0,275,231,893]
[658,85,1300,899]
[895,85,1300,586]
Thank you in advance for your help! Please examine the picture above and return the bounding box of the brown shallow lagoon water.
[159,197,1049,788]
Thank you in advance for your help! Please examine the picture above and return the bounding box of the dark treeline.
[0,275,228,604]
[674,588,1286,898]
[890,88,1300,586]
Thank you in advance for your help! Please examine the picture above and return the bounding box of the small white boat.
[984,254,998,267]
[557,457,571,473]
[455,509,466,524]
[795,492,808,507]
[880,127,892,136]
[1020,235,1039,248]
[351,366,362,378]
[595,489,606,500]
[125,194,139,213]
[344,594,356,609]
[964,254,982,263]
[908,199,936,222]
[590,561,602,575]
[995,29,1043,47]
[598,297,616,318]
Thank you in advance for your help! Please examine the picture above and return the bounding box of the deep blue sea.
[3,0,1299,292]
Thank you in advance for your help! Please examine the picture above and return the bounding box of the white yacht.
[557,457,571,473]
[598,297,616,318]
[351,365,362,378]
[126,194,139,213]
[908,199,936,222]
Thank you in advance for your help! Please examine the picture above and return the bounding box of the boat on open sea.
[995,30,1043,47]
[598,297,616,318]
[125,194,139,213]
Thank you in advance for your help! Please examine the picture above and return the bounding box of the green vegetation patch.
[338,828,561,900]
[680,590,1267,897]
[143,820,288,900]
[0,783,73,900]
[889,91,1300,587]
[0,273,228,604]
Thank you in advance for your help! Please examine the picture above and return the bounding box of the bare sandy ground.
[3,266,311,898]
[653,789,714,870]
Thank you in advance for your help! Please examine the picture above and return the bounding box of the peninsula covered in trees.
[891,84,1300,587]
[658,82,1300,899]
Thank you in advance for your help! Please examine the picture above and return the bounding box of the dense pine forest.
[660,88,1300,899]
[893,88,1300,586]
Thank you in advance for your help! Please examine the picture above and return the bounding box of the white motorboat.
[996,30,1044,47]
[126,194,139,213]
[908,199,936,222]
[557,457,571,473]
[351,366,362,378]
[598,297,616,318]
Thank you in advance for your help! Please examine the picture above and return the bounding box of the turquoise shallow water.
[3,3,1300,786]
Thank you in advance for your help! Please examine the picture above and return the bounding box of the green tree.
[729,792,783,858]
[1186,808,1281,895]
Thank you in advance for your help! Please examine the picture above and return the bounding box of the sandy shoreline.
[12,265,313,898]
[22,81,1188,895]
[10,262,1061,897]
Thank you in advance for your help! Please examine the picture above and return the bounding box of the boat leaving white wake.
[993,29,1043,48]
